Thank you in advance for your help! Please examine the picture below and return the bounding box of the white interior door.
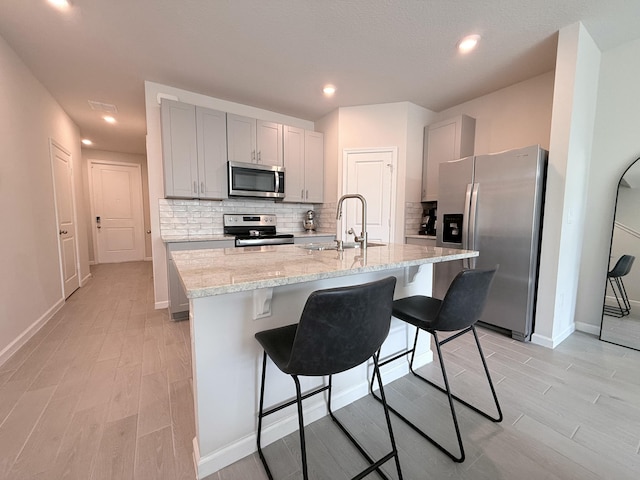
[91,161,145,263]
[51,140,79,298]
[343,148,396,243]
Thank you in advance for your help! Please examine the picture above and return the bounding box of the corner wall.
[0,33,87,362]
[533,22,601,347]
[575,36,640,333]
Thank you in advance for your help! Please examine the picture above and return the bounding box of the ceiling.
[1,1,639,155]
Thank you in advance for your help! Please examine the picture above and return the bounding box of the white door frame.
[341,147,398,243]
[89,159,145,264]
[49,138,80,298]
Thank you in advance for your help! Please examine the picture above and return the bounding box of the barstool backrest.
[431,267,498,332]
[608,255,635,278]
[285,276,397,376]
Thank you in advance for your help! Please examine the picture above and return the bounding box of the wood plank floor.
[2,261,640,479]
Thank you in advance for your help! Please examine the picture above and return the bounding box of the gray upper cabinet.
[161,99,227,199]
[283,126,323,203]
[227,113,283,166]
[421,114,475,202]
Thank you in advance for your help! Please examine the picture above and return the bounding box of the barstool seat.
[371,267,502,463]
[604,255,635,318]
[255,276,403,480]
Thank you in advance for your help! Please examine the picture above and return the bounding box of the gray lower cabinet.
[167,240,234,320]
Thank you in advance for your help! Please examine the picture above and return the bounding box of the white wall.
[435,71,555,154]
[81,149,152,262]
[144,81,315,308]
[0,34,88,363]
[534,23,601,347]
[576,36,640,332]
[334,102,435,242]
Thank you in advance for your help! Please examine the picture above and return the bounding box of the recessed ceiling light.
[457,34,481,53]
[48,0,71,10]
[103,115,116,124]
[81,139,93,146]
[323,85,336,96]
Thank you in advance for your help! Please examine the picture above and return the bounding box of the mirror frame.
[599,155,640,350]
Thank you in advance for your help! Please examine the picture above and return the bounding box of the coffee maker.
[419,207,437,236]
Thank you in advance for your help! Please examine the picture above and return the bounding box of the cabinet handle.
[251,150,256,162]
[301,189,304,199]
[257,151,261,163]
[193,181,198,194]
[201,182,205,195]
[306,189,309,199]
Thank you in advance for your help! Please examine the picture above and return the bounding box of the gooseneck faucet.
[336,193,368,250]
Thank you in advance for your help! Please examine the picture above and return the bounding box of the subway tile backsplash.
[159,198,423,239]
[159,198,323,238]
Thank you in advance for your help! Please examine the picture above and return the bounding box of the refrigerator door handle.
[462,183,473,269]
[468,183,480,269]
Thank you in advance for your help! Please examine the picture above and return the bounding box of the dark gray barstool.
[370,267,502,463]
[604,255,635,318]
[255,277,403,480]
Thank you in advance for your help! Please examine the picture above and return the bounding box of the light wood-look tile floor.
[0,261,194,480]
[2,261,640,479]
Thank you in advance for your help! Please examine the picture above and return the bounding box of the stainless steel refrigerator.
[435,144,547,341]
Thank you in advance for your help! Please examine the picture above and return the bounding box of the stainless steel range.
[223,214,294,247]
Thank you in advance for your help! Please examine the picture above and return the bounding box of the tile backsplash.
[159,198,326,238]
[159,198,424,239]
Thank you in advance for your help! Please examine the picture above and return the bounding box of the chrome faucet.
[336,193,368,250]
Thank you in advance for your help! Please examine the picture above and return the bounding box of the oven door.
[228,162,285,198]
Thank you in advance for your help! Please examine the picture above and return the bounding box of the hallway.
[0,262,194,479]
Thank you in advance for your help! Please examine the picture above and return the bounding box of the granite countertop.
[161,231,335,243]
[171,243,477,298]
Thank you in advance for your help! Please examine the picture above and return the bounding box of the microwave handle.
[274,170,280,194]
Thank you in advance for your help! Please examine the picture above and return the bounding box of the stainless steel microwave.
[228,161,285,199]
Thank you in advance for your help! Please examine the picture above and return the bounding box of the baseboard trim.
[0,297,65,367]
[80,272,92,286]
[531,322,575,349]
[574,321,600,336]
[193,354,428,479]
[155,300,169,309]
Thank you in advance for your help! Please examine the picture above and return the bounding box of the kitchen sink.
[297,242,386,251]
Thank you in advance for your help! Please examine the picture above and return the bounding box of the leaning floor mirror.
[600,156,640,350]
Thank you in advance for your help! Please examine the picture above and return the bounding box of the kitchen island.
[171,242,477,478]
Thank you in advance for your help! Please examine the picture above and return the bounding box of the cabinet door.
[283,125,305,202]
[161,99,198,198]
[304,130,324,203]
[196,107,228,199]
[422,115,475,202]
[227,113,256,163]
[256,120,283,166]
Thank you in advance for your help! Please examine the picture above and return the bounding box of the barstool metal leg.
[256,352,274,479]
[292,375,309,480]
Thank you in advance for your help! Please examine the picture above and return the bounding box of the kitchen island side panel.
[190,265,434,478]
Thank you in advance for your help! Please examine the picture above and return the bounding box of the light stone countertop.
[171,242,478,298]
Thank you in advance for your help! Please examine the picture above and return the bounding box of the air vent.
[88,100,118,113]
